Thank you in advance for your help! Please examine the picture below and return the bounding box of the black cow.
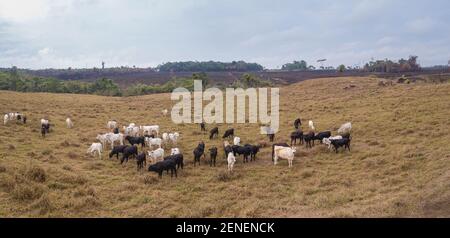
[294,118,302,129]
[193,142,205,166]
[304,132,315,148]
[271,143,289,161]
[290,130,303,145]
[232,145,251,163]
[41,125,46,138]
[314,131,331,143]
[222,128,234,139]
[136,152,146,170]
[109,145,129,160]
[121,145,138,164]
[209,127,219,140]
[148,160,177,178]
[200,122,206,132]
[331,138,351,153]
[209,146,218,167]
[244,144,260,161]
[164,154,184,170]
[125,135,146,148]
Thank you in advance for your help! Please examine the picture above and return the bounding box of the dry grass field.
[0,76,449,217]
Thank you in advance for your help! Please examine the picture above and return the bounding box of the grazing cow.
[171,148,180,155]
[107,120,117,129]
[322,136,343,150]
[209,127,219,140]
[200,122,206,132]
[66,118,73,128]
[222,128,234,139]
[304,131,315,148]
[120,145,138,164]
[136,152,147,171]
[294,118,302,129]
[140,125,159,136]
[162,109,168,117]
[244,144,260,161]
[227,152,236,172]
[109,145,129,160]
[87,142,103,159]
[290,130,304,145]
[146,137,162,148]
[148,160,177,178]
[125,135,146,148]
[308,120,315,131]
[233,136,241,146]
[331,138,351,153]
[232,145,251,163]
[193,142,205,166]
[209,146,218,167]
[314,131,331,144]
[273,146,296,168]
[148,148,165,164]
[338,122,352,135]
[164,154,184,170]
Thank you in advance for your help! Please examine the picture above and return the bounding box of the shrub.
[26,166,47,183]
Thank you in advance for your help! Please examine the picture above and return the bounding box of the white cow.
[323,136,343,150]
[273,146,296,168]
[106,133,124,148]
[308,120,315,131]
[140,125,159,136]
[66,118,73,128]
[168,132,179,145]
[227,152,236,172]
[148,148,165,164]
[162,109,168,116]
[233,136,241,146]
[146,137,162,148]
[107,120,117,129]
[3,114,9,125]
[96,134,108,148]
[162,133,169,142]
[87,142,103,158]
[171,148,180,155]
[338,122,352,135]
[123,125,139,136]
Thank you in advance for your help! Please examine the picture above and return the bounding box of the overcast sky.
[0,0,449,69]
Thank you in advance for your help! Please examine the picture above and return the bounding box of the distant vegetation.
[281,60,312,71]
[363,56,421,73]
[0,68,122,96]
[156,61,264,72]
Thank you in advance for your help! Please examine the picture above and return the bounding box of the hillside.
[0,76,449,217]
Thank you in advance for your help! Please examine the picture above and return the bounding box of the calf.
[222,128,234,139]
[331,138,351,153]
[290,130,303,145]
[125,135,146,148]
[164,154,184,170]
[148,160,177,178]
[109,145,129,160]
[120,145,138,164]
[209,146,218,167]
[136,152,147,171]
[148,148,164,164]
[227,152,236,172]
[193,142,205,166]
[87,143,103,159]
[209,127,219,139]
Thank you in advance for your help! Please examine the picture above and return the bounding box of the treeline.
[0,69,122,96]
[363,56,420,73]
[157,61,264,72]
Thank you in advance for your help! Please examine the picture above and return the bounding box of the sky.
[0,0,449,69]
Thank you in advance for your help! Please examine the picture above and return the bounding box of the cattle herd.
[3,111,353,179]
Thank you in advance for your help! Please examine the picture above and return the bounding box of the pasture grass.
[0,76,449,217]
